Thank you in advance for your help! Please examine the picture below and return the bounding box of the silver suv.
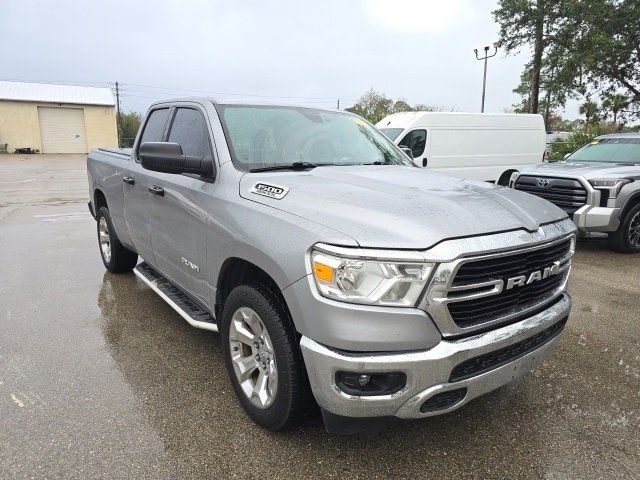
[512,133,640,253]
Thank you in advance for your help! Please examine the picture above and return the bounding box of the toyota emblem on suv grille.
[537,178,550,188]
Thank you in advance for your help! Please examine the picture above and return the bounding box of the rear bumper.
[573,205,620,232]
[300,293,571,419]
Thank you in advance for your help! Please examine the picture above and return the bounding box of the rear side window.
[399,129,427,158]
[168,108,213,158]
[139,108,170,144]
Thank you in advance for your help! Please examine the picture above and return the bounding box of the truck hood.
[521,161,640,179]
[239,165,567,249]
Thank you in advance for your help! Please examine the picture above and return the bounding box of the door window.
[399,129,427,158]
[136,108,171,161]
[168,108,213,159]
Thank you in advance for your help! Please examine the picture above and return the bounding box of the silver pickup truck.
[87,98,575,434]
[512,133,640,253]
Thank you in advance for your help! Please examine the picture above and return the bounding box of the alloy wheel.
[99,216,112,263]
[629,211,640,248]
[228,307,278,409]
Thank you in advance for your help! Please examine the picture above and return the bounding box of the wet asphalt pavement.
[0,154,639,479]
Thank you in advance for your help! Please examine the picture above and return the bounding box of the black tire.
[221,284,307,431]
[608,203,640,253]
[497,170,516,186]
[96,207,138,273]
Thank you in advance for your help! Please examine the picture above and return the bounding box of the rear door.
[123,107,172,265]
[148,105,215,305]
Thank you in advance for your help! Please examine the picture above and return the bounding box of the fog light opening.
[335,371,406,396]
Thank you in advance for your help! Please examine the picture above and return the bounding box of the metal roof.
[0,80,115,106]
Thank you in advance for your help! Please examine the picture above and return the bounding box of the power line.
[2,78,359,106]
[124,82,349,101]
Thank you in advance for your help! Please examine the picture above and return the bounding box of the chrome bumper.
[300,293,571,419]
[573,205,620,232]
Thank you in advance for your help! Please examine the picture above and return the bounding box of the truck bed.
[97,147,132,158]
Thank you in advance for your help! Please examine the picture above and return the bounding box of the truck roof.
[149,96,342,113]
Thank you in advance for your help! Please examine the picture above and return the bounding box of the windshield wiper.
[249,161,318,173]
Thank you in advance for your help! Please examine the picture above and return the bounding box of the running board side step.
[134,262,218,332]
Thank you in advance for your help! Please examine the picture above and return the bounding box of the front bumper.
[300,293,571,419]
[573,204,620,232]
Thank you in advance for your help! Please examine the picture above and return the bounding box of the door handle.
[122,176,135,185]
[149,185,164,197]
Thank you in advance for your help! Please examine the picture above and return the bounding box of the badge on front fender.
[250,182,289,199]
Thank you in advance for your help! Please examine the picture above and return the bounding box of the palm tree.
[579,100,600,132]
[602,94,629,129]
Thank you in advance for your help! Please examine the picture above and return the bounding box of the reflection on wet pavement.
[1,155,638,479]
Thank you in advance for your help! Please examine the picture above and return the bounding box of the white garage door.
[38,107,88,153]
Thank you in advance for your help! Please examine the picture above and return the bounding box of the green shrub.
[548,131,597,161]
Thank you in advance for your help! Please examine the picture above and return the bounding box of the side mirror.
[399,147,414,159]
[563,153,571,160]
[139,142,212,176]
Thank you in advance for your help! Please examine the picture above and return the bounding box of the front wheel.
[96,207,138,272]
[221,284,307,431]
[497,170,517,186]
[608,203,640,253]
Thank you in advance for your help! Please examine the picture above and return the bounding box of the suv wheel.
[609,203,640,253]
[96,207,138,272]
[221,284,307,430]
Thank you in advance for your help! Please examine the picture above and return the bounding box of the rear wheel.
[221,284,307,430]
[608,203,640,253]
[96,207,138,272]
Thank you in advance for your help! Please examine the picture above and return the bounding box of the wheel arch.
[620,190,640,219]
[215,257,292,321]
[94,188,108,212]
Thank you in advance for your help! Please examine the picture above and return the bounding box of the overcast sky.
[0,0,579,117]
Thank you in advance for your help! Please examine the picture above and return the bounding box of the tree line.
[495,0,639,131]
[345,89,449,125]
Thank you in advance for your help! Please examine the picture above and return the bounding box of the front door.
[149,106,215,306]
[398,129,427,167]
[123,107,172,265]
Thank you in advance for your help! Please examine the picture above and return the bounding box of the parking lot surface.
[1,154,639,479]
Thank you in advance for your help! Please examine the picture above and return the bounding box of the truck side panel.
[87,150,135,251]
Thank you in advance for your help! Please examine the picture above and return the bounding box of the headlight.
[310,249,434,306]
[588,178,633,198]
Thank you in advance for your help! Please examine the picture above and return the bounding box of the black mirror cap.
[139,142,185,173]
[139,142,213,177]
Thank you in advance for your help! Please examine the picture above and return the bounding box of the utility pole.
[474,42,499,113]
[115,81,122,147]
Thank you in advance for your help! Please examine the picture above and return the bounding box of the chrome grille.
[447,238,572,329]
[514,176,587,214]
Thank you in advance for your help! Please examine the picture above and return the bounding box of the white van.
[376,112,546,184]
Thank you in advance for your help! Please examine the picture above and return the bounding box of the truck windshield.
[216,105,412,171]
[379,128,405,141]
[568,138,640,164]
